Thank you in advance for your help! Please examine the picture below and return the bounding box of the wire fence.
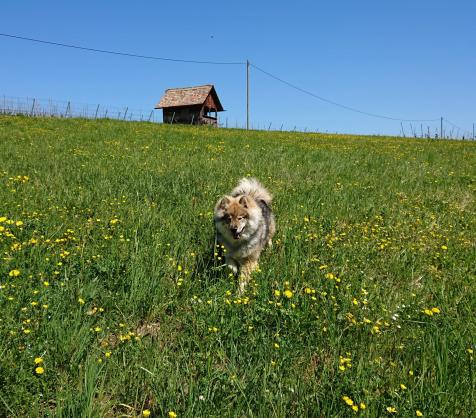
[0,95,474,140]
[0,95,159,123]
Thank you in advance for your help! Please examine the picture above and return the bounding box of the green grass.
[0,115,475,417]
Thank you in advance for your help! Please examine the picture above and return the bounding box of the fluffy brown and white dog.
[214,178,275,293]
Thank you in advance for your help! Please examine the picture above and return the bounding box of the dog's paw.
[226,260,239,274]
[238,280,246,295]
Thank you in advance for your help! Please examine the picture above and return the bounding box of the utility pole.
[440,117,443,139]
[246,60,250,130]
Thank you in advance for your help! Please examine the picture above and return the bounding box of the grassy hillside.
[0,116,475,417]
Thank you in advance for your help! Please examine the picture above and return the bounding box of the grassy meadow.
[0,115,475,417]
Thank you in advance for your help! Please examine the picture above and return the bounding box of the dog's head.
[214,195,256,240]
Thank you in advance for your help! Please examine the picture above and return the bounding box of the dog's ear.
[218,196,230,210]
[239,195,250,208]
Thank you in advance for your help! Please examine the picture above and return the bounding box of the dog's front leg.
[225,255,239,275]
[238,258,259,295]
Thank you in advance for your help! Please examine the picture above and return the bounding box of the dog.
[214,178,275,293]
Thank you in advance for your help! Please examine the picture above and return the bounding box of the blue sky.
[1,1,475,136]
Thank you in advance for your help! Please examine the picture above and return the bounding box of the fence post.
[95,104,100,119]
[30,99,36,116]
[400,122,405,138]
[123,107,128,120]
[66,101,71,117]
[171,112,175,124]
[148,110,153,122]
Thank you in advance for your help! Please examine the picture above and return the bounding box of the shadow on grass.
[193,238,230,287]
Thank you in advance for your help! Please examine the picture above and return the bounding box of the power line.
[0,32,245,65]
[445,118,473,138]
[0,32,462,128]
[250,63,440,122]
[444,118,468,133]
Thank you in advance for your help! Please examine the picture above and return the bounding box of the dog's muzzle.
[231,229,242,240]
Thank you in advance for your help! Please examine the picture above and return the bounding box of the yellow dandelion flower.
[168,412,177,418]
[274,290,281,297]
[283,290,293,299]
[142,409,151,417]
[416,411,423,417]
[35,366,45,374]
[386,406,397,413]
[431,307,440,314]
[78,298,85,305]
[342,396,353,406]
[274,343,280,349]
[359,402,366,410]
[9,269,21,277]
[34,357,43,364]
[400,383,407,390]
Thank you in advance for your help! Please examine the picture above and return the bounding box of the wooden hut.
[155,84,224,126]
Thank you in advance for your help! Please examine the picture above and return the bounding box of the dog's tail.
[231,178,272,205]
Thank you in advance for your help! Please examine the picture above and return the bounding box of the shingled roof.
[155,84,224,111]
